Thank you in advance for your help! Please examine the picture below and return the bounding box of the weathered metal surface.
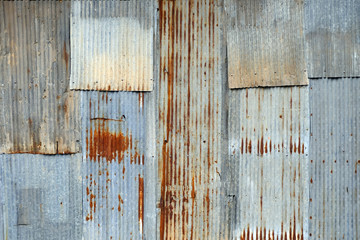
[228,86,309,239]
[0,1,81,154]
[309,78,360,239]
[305,0,360,78]
[81,91,156,239]
[70,0,154,91]
[0,154,82,240]
[157,0,228,238]
[225,0,308,89]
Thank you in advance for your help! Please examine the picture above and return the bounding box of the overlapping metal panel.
[305,0,360,78]
[0,1,81,154]
[0,154,82,240]
[157,0,228,238]
[81,91,157,239]
[309,78,360,239]
[228,86,309,239]
[70,0,154,91]
[225,0,308,88]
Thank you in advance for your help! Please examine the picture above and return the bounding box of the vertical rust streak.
[138,175,144,236]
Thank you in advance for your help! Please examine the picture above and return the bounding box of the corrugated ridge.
[305,0,360,78]
[82,91,153,239]
[225,0,308,88]
[0,1,80,154]
[0,154,82,240]
[158,0,224,239]
[228,86,309,239]
[70,0,154,91]
[309,78,360,239]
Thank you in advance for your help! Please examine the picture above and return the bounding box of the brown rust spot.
[118,194,124,212]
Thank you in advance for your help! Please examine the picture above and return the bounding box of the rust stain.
[138,175,144,235]
[118,194,124,212]
[63,41,69,72]
[88,118,131,163]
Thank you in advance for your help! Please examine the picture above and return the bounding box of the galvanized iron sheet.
[70,0,154,91]
[305,0,360,78]
[309,78,360,239]
[0,154,82,240]
[81,91,157,239]
[0,1,81,154]
[158,0,227,238]
[228,86,309,239]
[225,0,308,89]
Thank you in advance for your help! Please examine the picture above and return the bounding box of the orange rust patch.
[63,41,69,72]
[87,119,131,163]
[118,194,124,212]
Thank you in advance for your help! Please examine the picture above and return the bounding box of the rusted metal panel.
[0,1,81,154]
[158,0,227,238]
[81,91,156,239]
[305,0,360,78]
[70,0,154,91]
[228,86,310,239]
[0,154,82,240]
[309,78,360,239]
[225,0,308,89]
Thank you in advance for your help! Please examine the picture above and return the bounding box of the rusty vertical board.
[158,0,226,239]
[70,0,154,91]
[0,1,80,154]
[309,78,360,239]
[81,90,156,240]
[225,0,308,88]
[228,87,309,239]
[305,0,360,78]
[0,154,82,240]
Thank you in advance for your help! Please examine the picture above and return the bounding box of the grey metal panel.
[309,78,360,239]
[225,0,308,88]
[0,1,81,154]
[80,90,157,240]
[157,1,228,238]
[228,86,310,239]
[305,0,360,78]
[0,154,82,240]
[70,0,154,91]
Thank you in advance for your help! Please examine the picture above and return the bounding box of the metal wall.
[1,0,359,240]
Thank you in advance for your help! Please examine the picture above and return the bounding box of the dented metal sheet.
[81,91,156,239]
[158,0,228,238]
[0,154,82,240]
[225,0,308,88]
[70,0,154,91]
[309,78,360,239]
[0,1,81,154]
[228,87,309,239]
[305,0,360,78]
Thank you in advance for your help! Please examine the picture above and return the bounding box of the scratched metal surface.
[309,78,360,239]
[0,1,81,154]
[305,0,360,78]
[80,91,157,240]
[225,0,308,88]
[0,154,82,240]
[228,86,310,239]
[70,0,154,91]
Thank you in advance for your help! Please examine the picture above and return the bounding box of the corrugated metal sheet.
[81,91,157,239]
[228,86,309,239]
[0,1,81,154]
[70,0,154,91]
[157,0,228,238]
[309,78,360,239]
[0,154,82,240]
[225,0,308,89]
[305,0,360,78]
